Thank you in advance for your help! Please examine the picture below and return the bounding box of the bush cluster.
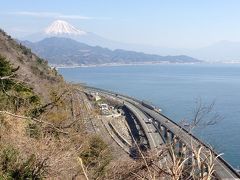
[80,135,112,179]
[0,146,46,179]
[0,55,41,112]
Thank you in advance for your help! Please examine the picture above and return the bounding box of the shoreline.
[52,61,202,69]
[52,61,240,69]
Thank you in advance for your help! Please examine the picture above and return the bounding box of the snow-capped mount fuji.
[23,20,120,48]
[23,20,195,55]
[21,20,201,66]
[22,20,202,60]
[44,20,86,36]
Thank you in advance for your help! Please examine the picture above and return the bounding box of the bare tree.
[179,98,223,133]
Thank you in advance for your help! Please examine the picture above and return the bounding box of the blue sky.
[1,0,240,48]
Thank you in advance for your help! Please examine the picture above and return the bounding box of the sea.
[58,63,240,168]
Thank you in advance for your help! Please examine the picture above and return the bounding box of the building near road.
[100,103,111,115]
[88,92,101,101]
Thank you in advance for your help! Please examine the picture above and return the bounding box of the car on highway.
[145,118,153,124]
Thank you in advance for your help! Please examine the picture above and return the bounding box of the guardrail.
[84,85,240,178]
[101,117,131,154]
[108,121,132,147]
[138,105,240,178]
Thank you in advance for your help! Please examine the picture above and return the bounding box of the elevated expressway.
[85,86,240,179]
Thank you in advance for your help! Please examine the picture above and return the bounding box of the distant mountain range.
[22,37,201,66]
[187,41,240,62]
[23,20,185,57]
[20,20,201,66]
[21,20,240,63]
[23,20,129,49]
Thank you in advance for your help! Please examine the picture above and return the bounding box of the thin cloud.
[11,11,60,18]
[59,15,92,20]
[7,11,106,20]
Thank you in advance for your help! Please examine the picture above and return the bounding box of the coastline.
[52,61,200,69]
[52,61,240,69]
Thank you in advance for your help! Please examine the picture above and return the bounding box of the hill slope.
[0,29,62,97]
[187,40,240,62]
[22,37,201,66]
[0,29,116,179]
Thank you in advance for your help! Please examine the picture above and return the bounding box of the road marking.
[86,88,240,179]
[126,102,157,148]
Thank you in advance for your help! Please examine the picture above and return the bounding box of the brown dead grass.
[0,113,84,179]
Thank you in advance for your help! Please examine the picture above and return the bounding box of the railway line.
[85,86,240,179]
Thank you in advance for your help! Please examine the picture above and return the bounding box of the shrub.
[29,95,41,105]
[19,44,31,55]
[0,56,41,111]
[36,58,48,66]
[26,122,42,139]
[0,146,47,179]
[0,146,18,173]
[80,135,112,179]
[0,55,12,77]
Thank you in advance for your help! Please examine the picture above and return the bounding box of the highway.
[99,92,165,149]
[124,101,164,149]
[85,86,240,179]
[125,98,240,179]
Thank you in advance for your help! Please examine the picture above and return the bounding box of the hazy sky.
[1,0,240,48]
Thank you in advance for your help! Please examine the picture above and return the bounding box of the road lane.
[85,87,240,179]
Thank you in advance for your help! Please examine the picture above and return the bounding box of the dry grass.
[0,90,220,180]
[105,140,219,180]
[0,113,83,179]
[0,55,221,179]
[0,83,221,180]
[0,83,114,179]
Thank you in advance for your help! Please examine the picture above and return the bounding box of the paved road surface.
[86,87,240,179]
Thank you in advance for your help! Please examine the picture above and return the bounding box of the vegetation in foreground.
[0,55,113,179]
[0,29,222,179]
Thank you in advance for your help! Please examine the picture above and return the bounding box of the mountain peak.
[44,20,86,35]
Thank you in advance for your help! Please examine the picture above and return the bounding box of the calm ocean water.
[59,64,240,168]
